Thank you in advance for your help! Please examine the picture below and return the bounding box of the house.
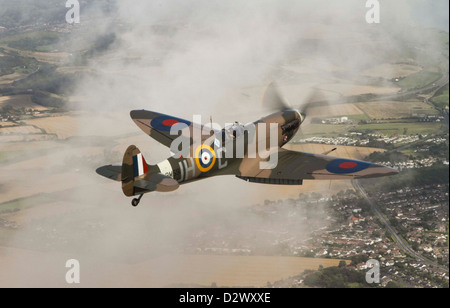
[385,260,395,267]
[357,263,368,270]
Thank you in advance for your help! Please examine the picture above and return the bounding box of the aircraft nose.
[300,112,306,123]
[282,109,301,121]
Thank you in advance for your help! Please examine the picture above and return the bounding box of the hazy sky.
[411,0,449,31]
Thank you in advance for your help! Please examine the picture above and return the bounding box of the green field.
[0,47,40,77]
[299,120,443,139]
[398,70,441,90]
[300,124,353,137]
[431,85,449,109]
[0,31,63,52]
[346,114,372,122]
[355,122,443,136]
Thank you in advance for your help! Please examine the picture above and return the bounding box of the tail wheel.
[131,194,144,207]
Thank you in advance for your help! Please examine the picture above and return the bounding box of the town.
[179,183,449,288]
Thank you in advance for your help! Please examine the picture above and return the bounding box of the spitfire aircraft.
[97,83,398,206]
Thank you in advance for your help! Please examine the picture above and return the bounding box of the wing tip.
[130,109,148,120]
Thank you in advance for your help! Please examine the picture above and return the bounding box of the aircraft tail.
[121,145,149,196]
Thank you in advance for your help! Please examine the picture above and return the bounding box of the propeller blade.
[299,88,334,119]
[261,81,291,111]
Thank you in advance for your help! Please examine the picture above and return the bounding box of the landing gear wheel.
[131,194,144,207]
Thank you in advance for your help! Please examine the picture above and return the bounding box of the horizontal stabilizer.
[134,173,179,192]
[96,165,122,181]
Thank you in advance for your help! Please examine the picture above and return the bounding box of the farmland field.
[355,122,443,136]
[397,70,441,90]
[0,247,347,287]
[0,170,88,205]
[318,83,400,96]
[28,51,70,64]
[306,103,364,117]
[356,100,440,119]
[362,63,422,79]
[299,123,353,137]
[432,85,449,109]
[22,113,138,140]
[23,116,79,139]
[0,125,42,135]
[0,72,28,85]
[0,95,50,111]
[134,254,348,287]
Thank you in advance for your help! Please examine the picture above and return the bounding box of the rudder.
[122,145,149,196]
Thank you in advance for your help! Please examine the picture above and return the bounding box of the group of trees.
[5,31,61,52]
[5,64,88,109]
[0,48,39,77]
[303,264,369,288]
[366,150,409,163]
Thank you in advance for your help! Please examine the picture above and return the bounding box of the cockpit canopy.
[220,122,245,142]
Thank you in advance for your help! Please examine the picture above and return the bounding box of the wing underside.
[239,148,398,182]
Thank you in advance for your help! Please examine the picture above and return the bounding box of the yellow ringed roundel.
[195,145,216,173]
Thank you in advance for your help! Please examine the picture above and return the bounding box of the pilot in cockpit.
[230,121,245,138]
[221,121,245,142]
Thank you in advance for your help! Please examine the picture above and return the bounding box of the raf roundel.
[326,159,371,174]
[195,145,216,173]
[151,115,191,132]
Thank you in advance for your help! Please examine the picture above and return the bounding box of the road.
[314,69,449,272]
[443,111,449,131]
[310,71,449,114]
[382,72,449,100]
[352,179,449,273]
[350,71,449,274]
[420,82,450,131]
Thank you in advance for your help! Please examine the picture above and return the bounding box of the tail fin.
[122,145,149,196]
